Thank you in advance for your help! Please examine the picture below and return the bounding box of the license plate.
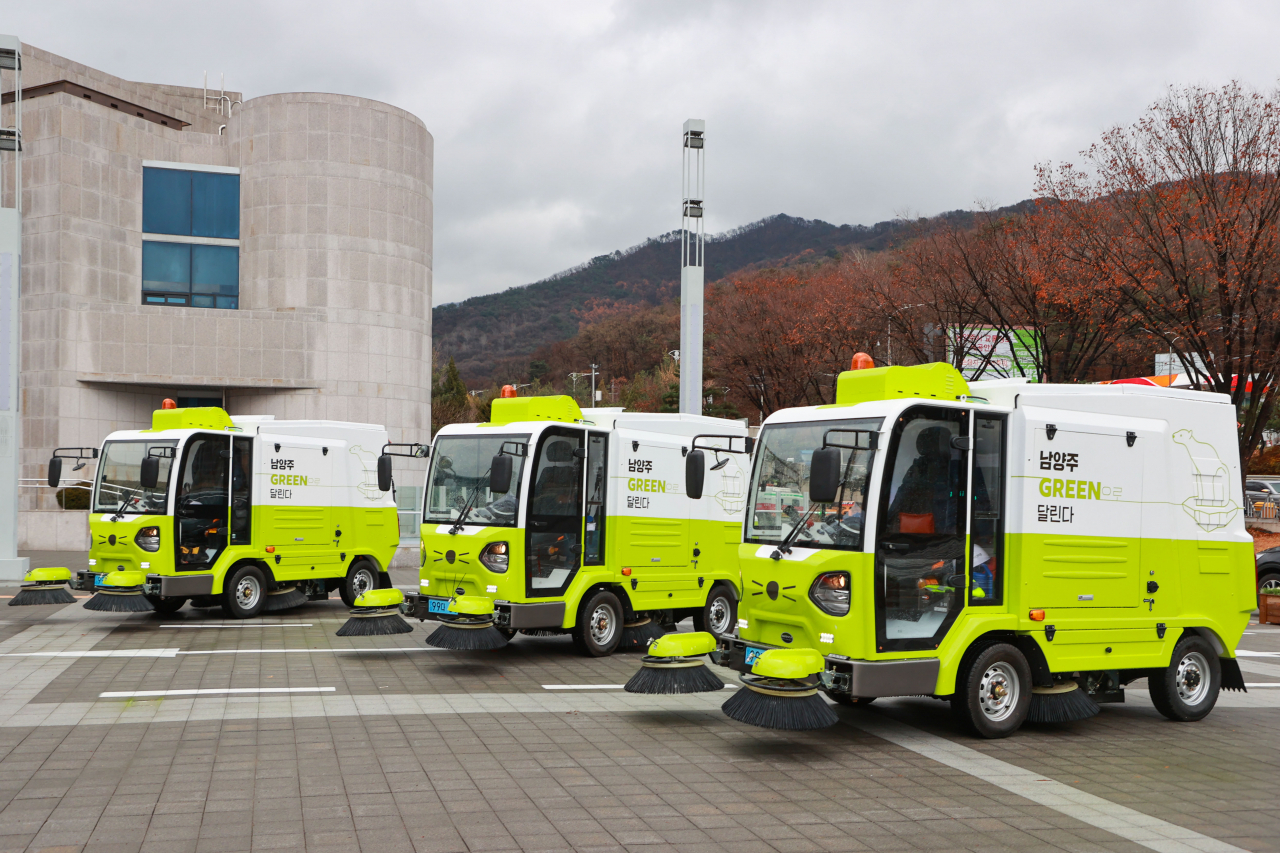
[743,645,766,666]
[427,597,451,614]
[93,574,106,587]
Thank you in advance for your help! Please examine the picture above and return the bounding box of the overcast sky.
[10,1,1280,305]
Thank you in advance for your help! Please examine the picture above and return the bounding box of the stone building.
[2,44,433,549]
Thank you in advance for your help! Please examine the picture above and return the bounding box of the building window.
[142,242,239,309]
[141,163,240,309]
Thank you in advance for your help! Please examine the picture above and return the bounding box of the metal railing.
[1246,498,1279,521]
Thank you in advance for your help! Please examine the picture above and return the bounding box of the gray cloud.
[10,1,1280,304]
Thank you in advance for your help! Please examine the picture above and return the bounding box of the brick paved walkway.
[0,587,1275,852]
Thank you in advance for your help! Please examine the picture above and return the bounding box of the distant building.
[3,45,433,549]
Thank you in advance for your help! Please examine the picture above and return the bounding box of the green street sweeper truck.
[47,402,406,617]
[397,391,751,654]
[677,360,1253,737]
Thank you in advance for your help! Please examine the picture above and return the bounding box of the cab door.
[525,427,585,598]
[174,433,231,571]
[874,406,970,653]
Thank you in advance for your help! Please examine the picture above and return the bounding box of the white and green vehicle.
[51,405,407,616]
[401,394,751,655]
[707,362,1254,736]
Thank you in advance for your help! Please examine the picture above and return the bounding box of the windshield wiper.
[109,495,130,523]
[771,505,819,560]
[447,471,490,535]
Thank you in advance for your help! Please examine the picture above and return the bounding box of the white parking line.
[1245,683,1280,687]
[99,687,336,698]
[542,684,626,690]
[159,623,313,628]
[177,648,438,655]
[0,649,179,658]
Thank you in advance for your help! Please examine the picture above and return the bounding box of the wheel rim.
[978,661,1020,722]
[589,604,616,646]
[235,576,261,610]
[1262,579,1280,593]
[1176,651,1211,705]
[708,595,732,635]
[353,568,375,598]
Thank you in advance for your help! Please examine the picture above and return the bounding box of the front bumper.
[74,571,214,598]
[715,636,941,699]
[401,593,566,629]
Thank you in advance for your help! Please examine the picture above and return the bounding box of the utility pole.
[0,36,24,578]
[679,119,705,416]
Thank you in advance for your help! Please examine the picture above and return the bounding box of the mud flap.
[1221,657,1247,692]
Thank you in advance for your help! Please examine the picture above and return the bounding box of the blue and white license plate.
[743,645,766,666]
[427,597,452,615]
[93,574,106,587]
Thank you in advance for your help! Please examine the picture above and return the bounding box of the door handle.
[532,521,548,528]
[884,542,909,552]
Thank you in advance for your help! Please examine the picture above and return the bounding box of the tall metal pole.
[0,35,26,578]
[679,119,705,416]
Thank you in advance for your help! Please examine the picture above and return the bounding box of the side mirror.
[490,454,513,494]
[377,455,393,492]
[744,436,755,455]
[685,450,705,500]
[809,447,842,504]
[47,457,62,488]
[139,456,160,489]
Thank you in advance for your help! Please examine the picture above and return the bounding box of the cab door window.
[230,437,253,546]
[875,406,969,652]
[969,414,1006,606]
[584,433,607,564]
[176,434,230,570]
[525,428,585,597]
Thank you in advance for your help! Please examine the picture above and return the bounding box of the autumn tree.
[1040,82,1280,461]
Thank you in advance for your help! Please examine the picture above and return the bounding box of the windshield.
[747,418,881,551]
[424,433,529,527]
[93,440,178,514]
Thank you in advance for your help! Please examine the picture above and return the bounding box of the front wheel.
[221,564,266,619]
[693,585,737,637]
[1149,634,1220,722]
[146,595,187,615]
[572,589,623,657]
[340,560,379,607]
[951,643,1032,738]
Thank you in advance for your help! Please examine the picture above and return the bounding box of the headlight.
[810,571,850,616]
[479,541,509,573]
[136,526,161,552]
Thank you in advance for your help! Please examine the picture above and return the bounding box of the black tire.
[189,595,220,609]
[340,560,379,607]
[145,595,187,615]
[823,689,875,707]
[572,588,624,657]
[1148,634,1220,722]
[692,584,737,637]
[951,642,1032,738]
[221,564,266,619]
[1258,572,1280,609]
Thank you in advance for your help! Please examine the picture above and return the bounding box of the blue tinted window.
[142,168,192,235]
[192,172,240,239]
[142,241,190,293]
[192,245,239,296]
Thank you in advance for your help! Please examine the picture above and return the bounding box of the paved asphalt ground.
[0,554,1278,853]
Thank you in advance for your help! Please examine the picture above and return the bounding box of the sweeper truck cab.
[49,404,405,617]
[703,361,1253,737]
[399,393,751,655]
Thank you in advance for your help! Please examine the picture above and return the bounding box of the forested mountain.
[433,213,918,385]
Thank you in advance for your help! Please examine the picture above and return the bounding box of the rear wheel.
[572,589,623,657]
[221,564,266,619]
[951,643,1031,738]
[693,585,737,638]
[145,595,187,615]
[340,560,379,607]
[1149,634,1220,722]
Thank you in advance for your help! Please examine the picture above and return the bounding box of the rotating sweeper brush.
[721,649,839,731]
[83,571,153,613]
[336,588,413,637]
[1026,680,1100,723]
[9,567,75,606]
[426,595,508,651]
[625,631,724,694]
[618,616,667,652]
[262,584,307,612]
